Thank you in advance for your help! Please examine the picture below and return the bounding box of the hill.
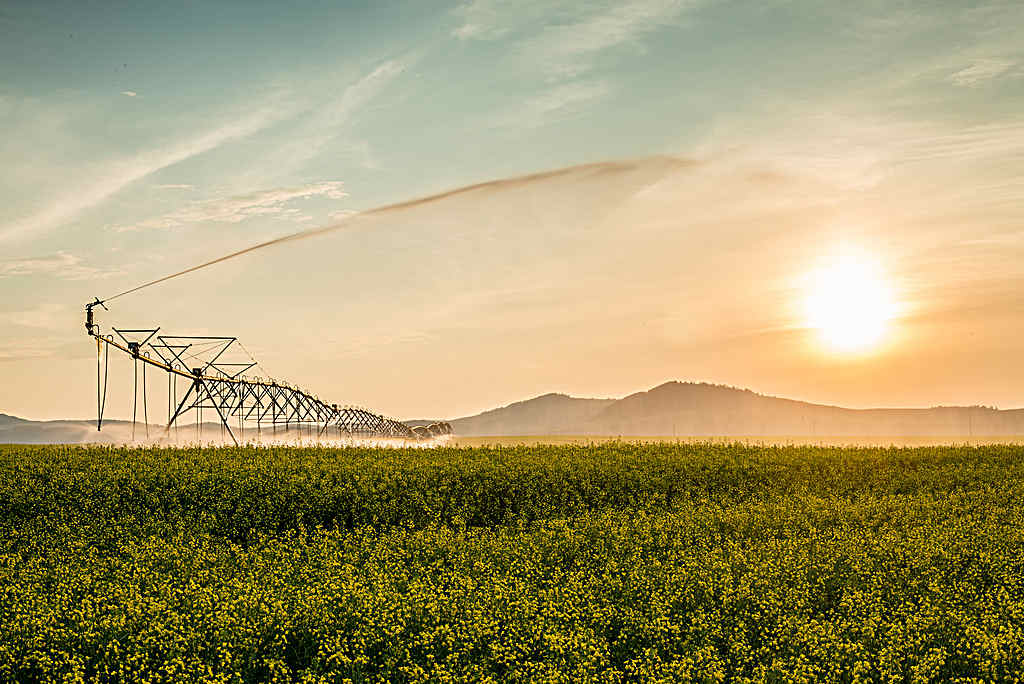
[444,393,615,436]
[4,382,1024,442]
[447,382,1024,436]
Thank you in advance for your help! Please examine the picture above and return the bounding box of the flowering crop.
[1,443,1023,682]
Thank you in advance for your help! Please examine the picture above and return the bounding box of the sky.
[1,0,1023,422]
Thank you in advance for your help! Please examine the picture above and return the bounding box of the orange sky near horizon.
[5,148,1023,422]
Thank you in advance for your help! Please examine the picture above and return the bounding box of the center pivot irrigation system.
[85,298,451,444]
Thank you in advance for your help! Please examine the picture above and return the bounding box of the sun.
[804,252,896,353]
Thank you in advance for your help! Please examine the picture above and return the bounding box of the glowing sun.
[804,253,896,353]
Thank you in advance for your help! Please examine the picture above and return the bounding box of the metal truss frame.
[89,319,451,444]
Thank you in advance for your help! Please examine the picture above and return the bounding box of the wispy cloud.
[897,121,1024,163]
[0,252,122,280]
[452,0,555,40]
[492,80,611,128]
[328,208,358,221]
[153,183,193,190]
[0,337,66,361]
[325,329,439,358]
[451,0,494,39]
[949,59,1016,86]
[115,181,346,231]
[527,0,697,77]
[262,58,412,179]
[455,0,697,76]
[698,110,1024,196]
[455,1,694,129]
[120,90,138,97]
[0,107,285,242]
[0,303,66,330]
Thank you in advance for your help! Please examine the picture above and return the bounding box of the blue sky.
[1,1,1023,421]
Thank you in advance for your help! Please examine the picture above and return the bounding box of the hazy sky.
[1,0,1023,422]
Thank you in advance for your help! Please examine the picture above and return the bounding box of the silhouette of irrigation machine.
[78,186,482,444]
[85,298,451,444]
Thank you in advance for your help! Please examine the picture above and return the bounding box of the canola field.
[1,442,1023,682]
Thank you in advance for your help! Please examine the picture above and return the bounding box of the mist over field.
[7,381,1024,445]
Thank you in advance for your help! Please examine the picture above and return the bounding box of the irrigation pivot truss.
[85,300,452,444]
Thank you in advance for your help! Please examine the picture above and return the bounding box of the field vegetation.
[2,442,1023,682]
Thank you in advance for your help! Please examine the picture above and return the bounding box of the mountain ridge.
[4,381,1023,442]
[443,381,1024,436]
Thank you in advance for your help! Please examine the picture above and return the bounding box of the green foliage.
[1,443,1023,682]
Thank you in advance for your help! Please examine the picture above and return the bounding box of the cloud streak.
[0,251,122,280]
[0,337,66,361]
[897,121,1024,163]
[949,59,1016,87]
[115,181,347,231]
[452,0,555,40]
[455,0,697,76]
[263,58,412,178]
[491,80,611,128]
[0,303,66,330]
[528,0,697,76]
[0,107,284,243]
[455,1,695,130]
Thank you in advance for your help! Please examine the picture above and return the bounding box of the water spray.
[84,157,675,443]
